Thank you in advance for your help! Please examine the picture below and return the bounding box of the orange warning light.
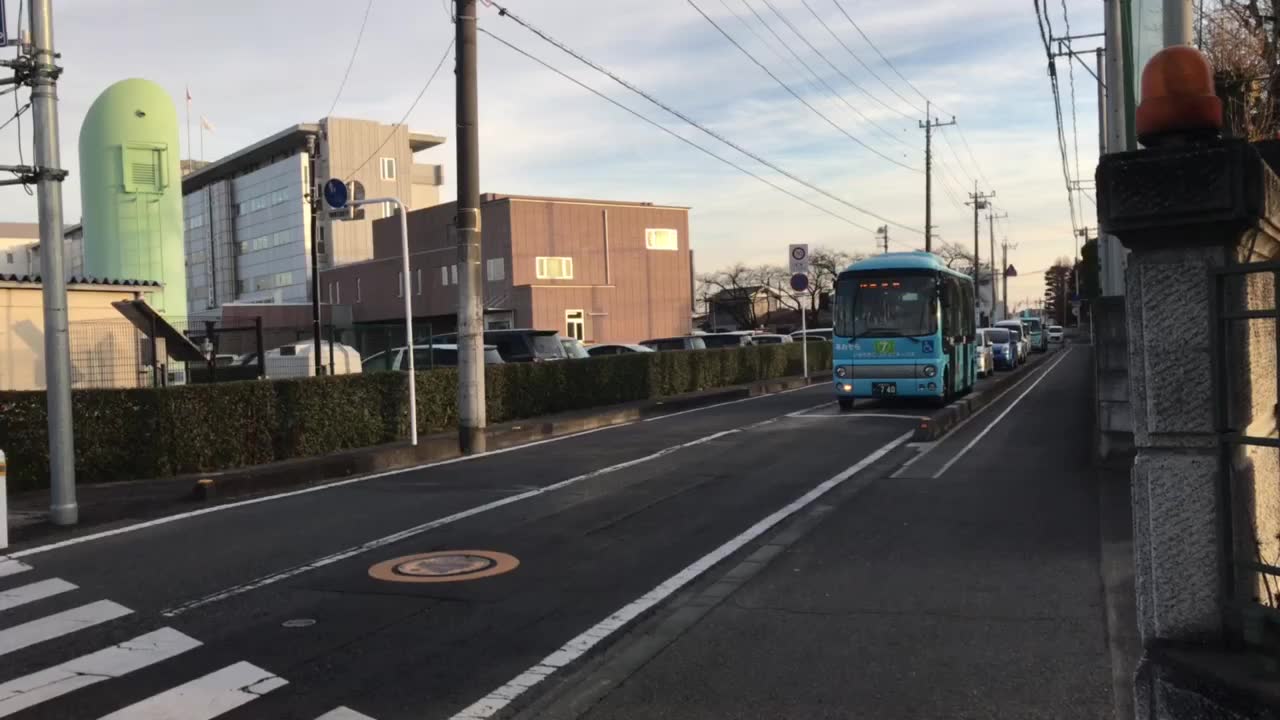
[1135,45,1222,146]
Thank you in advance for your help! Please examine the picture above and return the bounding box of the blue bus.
[831,251,978,410]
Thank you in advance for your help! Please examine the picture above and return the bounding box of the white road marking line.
[890,350,1070,479]
[0,627,201,718]
[315,708,377,720]
[449,430,914,720]
[789,410,925,420]
[162,423,758,617]
[932,347,1075,479]
[0,599,132,657]
[13,384,821,562]
[642,383,818,422]
[0,558,32,578]
[98,661,288,719]
[0,578,76,613]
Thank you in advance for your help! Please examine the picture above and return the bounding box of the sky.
[0,0,1103,309]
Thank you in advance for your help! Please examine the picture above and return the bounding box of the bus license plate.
[872,382,897,396]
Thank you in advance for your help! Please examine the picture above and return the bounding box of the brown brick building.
[319,194,694,344]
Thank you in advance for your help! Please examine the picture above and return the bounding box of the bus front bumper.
[834,378,942,399]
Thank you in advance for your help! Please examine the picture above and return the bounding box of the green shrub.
[0,341,830,493]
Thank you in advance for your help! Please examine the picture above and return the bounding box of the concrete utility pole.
[1001,239,1017,318]
[306,136,324,376]
[966,182,994,304]
[1164,0,1193,46]
[455,0,486,454]
[876,225,889,254]
[29,0,76,525]
[918,100,955,254]
[988,210,1007,320]
[1100,0,1129,296]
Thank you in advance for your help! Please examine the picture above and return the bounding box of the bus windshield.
[835,274,937,339]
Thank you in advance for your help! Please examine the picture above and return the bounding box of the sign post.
[324,180,418,446]
[788,244,811,380]
[0,1,7,48]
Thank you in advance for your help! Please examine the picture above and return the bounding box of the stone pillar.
[1100,137,1280,719]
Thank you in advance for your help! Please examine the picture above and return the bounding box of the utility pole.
[455,0,486,454]
[875,225,889,254]
[918,100,955,253]
[1002,239,1018,320]
[307,135,324,376]
[1164,0,1193,46]
[966,182,994,316]
[1101,0,1129,296]
[988,209,1007,320]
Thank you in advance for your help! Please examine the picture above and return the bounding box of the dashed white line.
[0,627,201,717]
[0,558,32,578]
[315,708,377,720]
[0,578,76,613]
[98,661,288,719]
[0,600,131,657]
[449,430,914,719]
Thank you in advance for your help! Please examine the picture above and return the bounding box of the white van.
[264,341,362,378]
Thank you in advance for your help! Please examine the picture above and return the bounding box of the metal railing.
[1210,259,1280,652]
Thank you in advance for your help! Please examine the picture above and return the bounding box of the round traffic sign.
[322,179,349,210]
[790,246,808,261]
[790,273,809,292]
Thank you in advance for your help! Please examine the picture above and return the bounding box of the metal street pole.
[307,136,324,376]
[31,0,76,525]
[1164,0,1193,46]
[1100,0,1129,297]
[350,197,417,445]
[800,293,808,381]
[455,0,486,454]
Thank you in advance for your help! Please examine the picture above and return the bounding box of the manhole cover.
[369,550,519,584]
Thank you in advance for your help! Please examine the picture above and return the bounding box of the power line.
[344,38,454,183]
[717,0,828,105]
[488,0,923,234]
[481,29,877,233]
[738,0,915,154]
[936,126,976,187]
[327,0,376,118]
[684,0,921,173]
[1061,0,1084,231]
[801,0,921,118]
[1033,0,1081,235]
[829,0,929,112]
[762,0,915,124]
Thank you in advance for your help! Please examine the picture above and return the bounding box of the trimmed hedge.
[0,341,831,493]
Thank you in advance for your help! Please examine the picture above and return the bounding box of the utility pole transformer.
[918,100,955,254]
[29,0,77,525]
[455,0,486,454]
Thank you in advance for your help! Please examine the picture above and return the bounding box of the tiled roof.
[0,273,161,287]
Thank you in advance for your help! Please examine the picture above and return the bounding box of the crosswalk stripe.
[98,661,288,719]
[0,559,32,579]
[0,627,201,718]
[316,708,377,720]
[0,578,77,613]
[0,599,131,657]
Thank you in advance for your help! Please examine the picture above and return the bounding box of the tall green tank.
[79,78,186,319]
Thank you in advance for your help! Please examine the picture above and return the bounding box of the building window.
[397,271,404,298]
[536,256,573,280]
[335,282,340,304]
[380,157,397,181]
[451,264,458,285]
[565,309,585,341]
[416,268,422,296]
[271,189,289,206]
[356,278,362,303]
[317,225,326,256]
[645,228,679,251]
[486,257,505,282]
[4,252,12,264]
[327,282,334,304]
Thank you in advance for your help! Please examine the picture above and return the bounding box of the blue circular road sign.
[322,179,349,209]
[790,273,809,292]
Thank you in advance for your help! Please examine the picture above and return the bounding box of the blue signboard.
[322,179,348,210]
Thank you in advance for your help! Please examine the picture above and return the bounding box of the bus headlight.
[921,364,937,378]
[835,365,850,378]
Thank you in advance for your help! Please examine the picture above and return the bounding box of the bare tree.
[1205,1,1278,138]
[700,263,765,330]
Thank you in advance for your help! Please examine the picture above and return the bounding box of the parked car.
[641,336,708,352]
[1021,316,1049,352]
[431,328,567,362]
[975,328,995,378]
[264,341,362,378]
[586,343,656,356]
[560,337,590,359]
[750,333,793,345]
[790,328,834,342]
[1048,325,1065,343]
[986,327,1017,370]
[700,331,756,348]
[362,344,504,372]
[994,320,1030,362]
[1007,327,1027,363]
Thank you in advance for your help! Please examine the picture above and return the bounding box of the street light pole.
[30,0,77,525]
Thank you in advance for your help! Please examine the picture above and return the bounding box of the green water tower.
[78,78,187,319]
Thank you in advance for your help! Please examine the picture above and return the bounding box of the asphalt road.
[0,344,1110,719]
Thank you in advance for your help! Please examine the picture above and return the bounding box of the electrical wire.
[684,0,921,175]
[717,0,827,106]
[738,0,910,151]
[829,0,928,113]
[344,38,453,183]
[13,0,31,194]
[486,0,924,234]
[800,0,921,118]
[1061,0,1085,231]
[1033,0,1080,235]
[936,126,976,188]
[327,0,376,118]
[0,102,30,132]
[480,29,876,232]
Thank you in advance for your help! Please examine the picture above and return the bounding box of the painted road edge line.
[448,430,914,720]
[891,348,1069,478]
[160,425,752,617]
[642,383,817,422]
[931,347,1075,479]
[13,381,818,561]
